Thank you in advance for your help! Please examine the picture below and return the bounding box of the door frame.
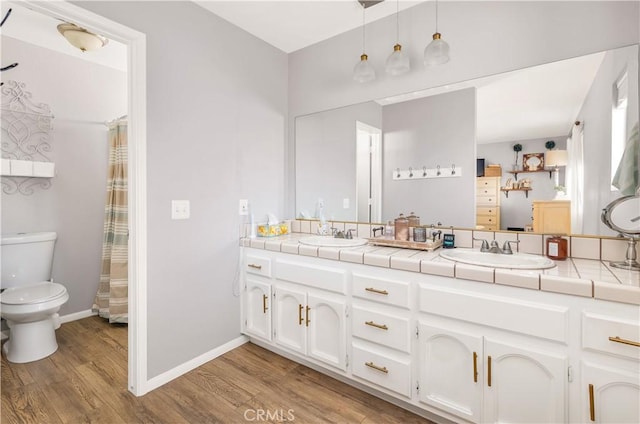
[15,0,149,396]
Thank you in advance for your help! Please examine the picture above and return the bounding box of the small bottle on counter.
[413,226,427,243]
[546,235,568,260]
[394,213,409,241]
[385,220,394,238]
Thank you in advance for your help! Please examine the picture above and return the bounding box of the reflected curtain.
[93,121,128,323]
[566,122,584,234]
[612,122,639,195]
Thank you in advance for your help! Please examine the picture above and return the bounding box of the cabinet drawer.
[476,215,498,225]
[476,195,498,206]
[477,178,498,189]
[352,273,410,309]
[352,305,411,353]
[276,259,346,294]
[352,344,411,398]
[476,186,497,197]
[245,254,272,277]
[582,313,640,361]
[477,207,498,216]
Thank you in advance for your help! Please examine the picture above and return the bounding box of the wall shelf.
[506,169,553,180]
[501,187,532,198]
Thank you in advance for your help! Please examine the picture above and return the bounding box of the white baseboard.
[145,335,249,393]
[60,309,98,324]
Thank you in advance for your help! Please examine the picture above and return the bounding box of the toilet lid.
[0,282,67,305]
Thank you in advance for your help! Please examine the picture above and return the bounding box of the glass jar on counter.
[394,213,409,241]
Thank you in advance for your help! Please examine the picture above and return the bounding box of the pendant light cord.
[395,0,400,43]
[362,5,366,54]
[435,0,439,33]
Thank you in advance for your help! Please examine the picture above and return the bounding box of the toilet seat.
[0,282,67,305]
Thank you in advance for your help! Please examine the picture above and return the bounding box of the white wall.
[287,1,640,219]
[1,36,127,316]
[477,137,567,230]
[75,1,288,379]
[577,46,639,235]
[382,88,476,227]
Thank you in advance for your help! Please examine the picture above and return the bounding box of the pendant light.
[385,0,410,76]
[424,0,450,66]
[353,2,376,83]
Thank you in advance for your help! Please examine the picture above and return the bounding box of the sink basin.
[439,249,556,269]
[298,236,368,248]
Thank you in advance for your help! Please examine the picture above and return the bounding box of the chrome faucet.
[502,240,520,255]
[473,237,490,252]
[474,238,520,254]
[333,228,355,239]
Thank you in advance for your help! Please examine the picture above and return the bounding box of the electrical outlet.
[171,200,190,220]
[239,199,249,215]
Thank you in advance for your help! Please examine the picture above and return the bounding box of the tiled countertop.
[242,233,640,305]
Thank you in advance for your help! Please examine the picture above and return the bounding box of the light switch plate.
[171,200,190,220]
[343,198,350,209]
[239,199,249,215]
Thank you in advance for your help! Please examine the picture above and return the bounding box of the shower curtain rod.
[104,114,127,127]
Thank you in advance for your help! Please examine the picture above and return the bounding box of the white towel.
[612,122,639,195]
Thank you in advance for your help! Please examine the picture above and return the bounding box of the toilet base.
[3,317,59,363]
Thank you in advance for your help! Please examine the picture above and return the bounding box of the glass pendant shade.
[353,54,376,83]
[424,32,450,66]
[386,44,410,76]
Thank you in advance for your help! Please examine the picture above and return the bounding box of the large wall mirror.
[295,45,639,237]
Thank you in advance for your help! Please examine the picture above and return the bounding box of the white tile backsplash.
[601,238,629,262]
[518,233,543,255]
[570,237,600,260]
[453,230,473,248]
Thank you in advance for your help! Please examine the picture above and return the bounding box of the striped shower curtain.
[93,121,128,323]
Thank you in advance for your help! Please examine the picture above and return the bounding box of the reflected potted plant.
[512,143,523,171]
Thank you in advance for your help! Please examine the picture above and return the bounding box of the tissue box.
[257,223,289,237]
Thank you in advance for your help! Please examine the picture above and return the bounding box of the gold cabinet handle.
[365,361,389,374]
[298,304,304,325]
[305,305,311,327]
[588,384,595,421]
[473,351,478,383]
[365,287,389,295]
[248,263,262,270]
[365,321,388,330]
[608,336,640,347]
[262,294,268,313]
[487,355,492,387]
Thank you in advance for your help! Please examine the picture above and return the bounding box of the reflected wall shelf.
[507,169,553,180]
[501,187,532,198]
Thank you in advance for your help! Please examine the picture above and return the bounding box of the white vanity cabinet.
[580,310,640,423]
[272,256,348,372]
[242,253,273,341]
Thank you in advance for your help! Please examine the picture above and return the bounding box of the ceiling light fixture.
[424,0,450,66]
[385,0,410,76]
[353,1,376,83]
[57,22,108,52]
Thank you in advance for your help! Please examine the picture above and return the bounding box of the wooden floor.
[1,316,434,423]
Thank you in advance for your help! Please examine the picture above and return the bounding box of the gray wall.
[76,1,288,379]
[295,101,382,221]
[577,46,639,236]
[287,1,640,219]
[1,36,127,316]
[477,137,567,230]
[382,88,476,227]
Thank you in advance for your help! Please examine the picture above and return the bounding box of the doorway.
[356,121,382,223]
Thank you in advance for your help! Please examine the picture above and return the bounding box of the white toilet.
[1,232,69,363]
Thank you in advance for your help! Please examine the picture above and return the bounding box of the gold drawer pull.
[473,351,478,383]
[608,336,640,347]
[365,361,388,374]
[298,304,304,325]
[365,321,388,330]
[305,305,311,327]
[589,384,595,421]
[487,355,492,387]
[248,263,262,270]
[262,294,268,313]
[365,287,389,295]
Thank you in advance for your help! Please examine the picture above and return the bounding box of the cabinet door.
[307,292,346,371]
[484,338,567,423]
[582,362,640,423]
[244,278,271,341]
[418,323,483,423]
[274,286,306,355]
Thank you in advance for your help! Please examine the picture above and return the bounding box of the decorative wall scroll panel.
[1,80,54,195]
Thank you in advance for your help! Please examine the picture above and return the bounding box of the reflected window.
[611,70,628,190]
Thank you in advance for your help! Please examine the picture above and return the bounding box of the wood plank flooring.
[1,316,434,423]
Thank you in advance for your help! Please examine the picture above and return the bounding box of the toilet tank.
[1,232,57,289]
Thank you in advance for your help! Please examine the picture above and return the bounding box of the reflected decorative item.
[545,140,556,150]
[601,194,640,270]
[57,22,108,52]
[522,153,544,171]
[512,143,523,170]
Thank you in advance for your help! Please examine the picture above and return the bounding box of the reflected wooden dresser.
[476,177,501,230]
